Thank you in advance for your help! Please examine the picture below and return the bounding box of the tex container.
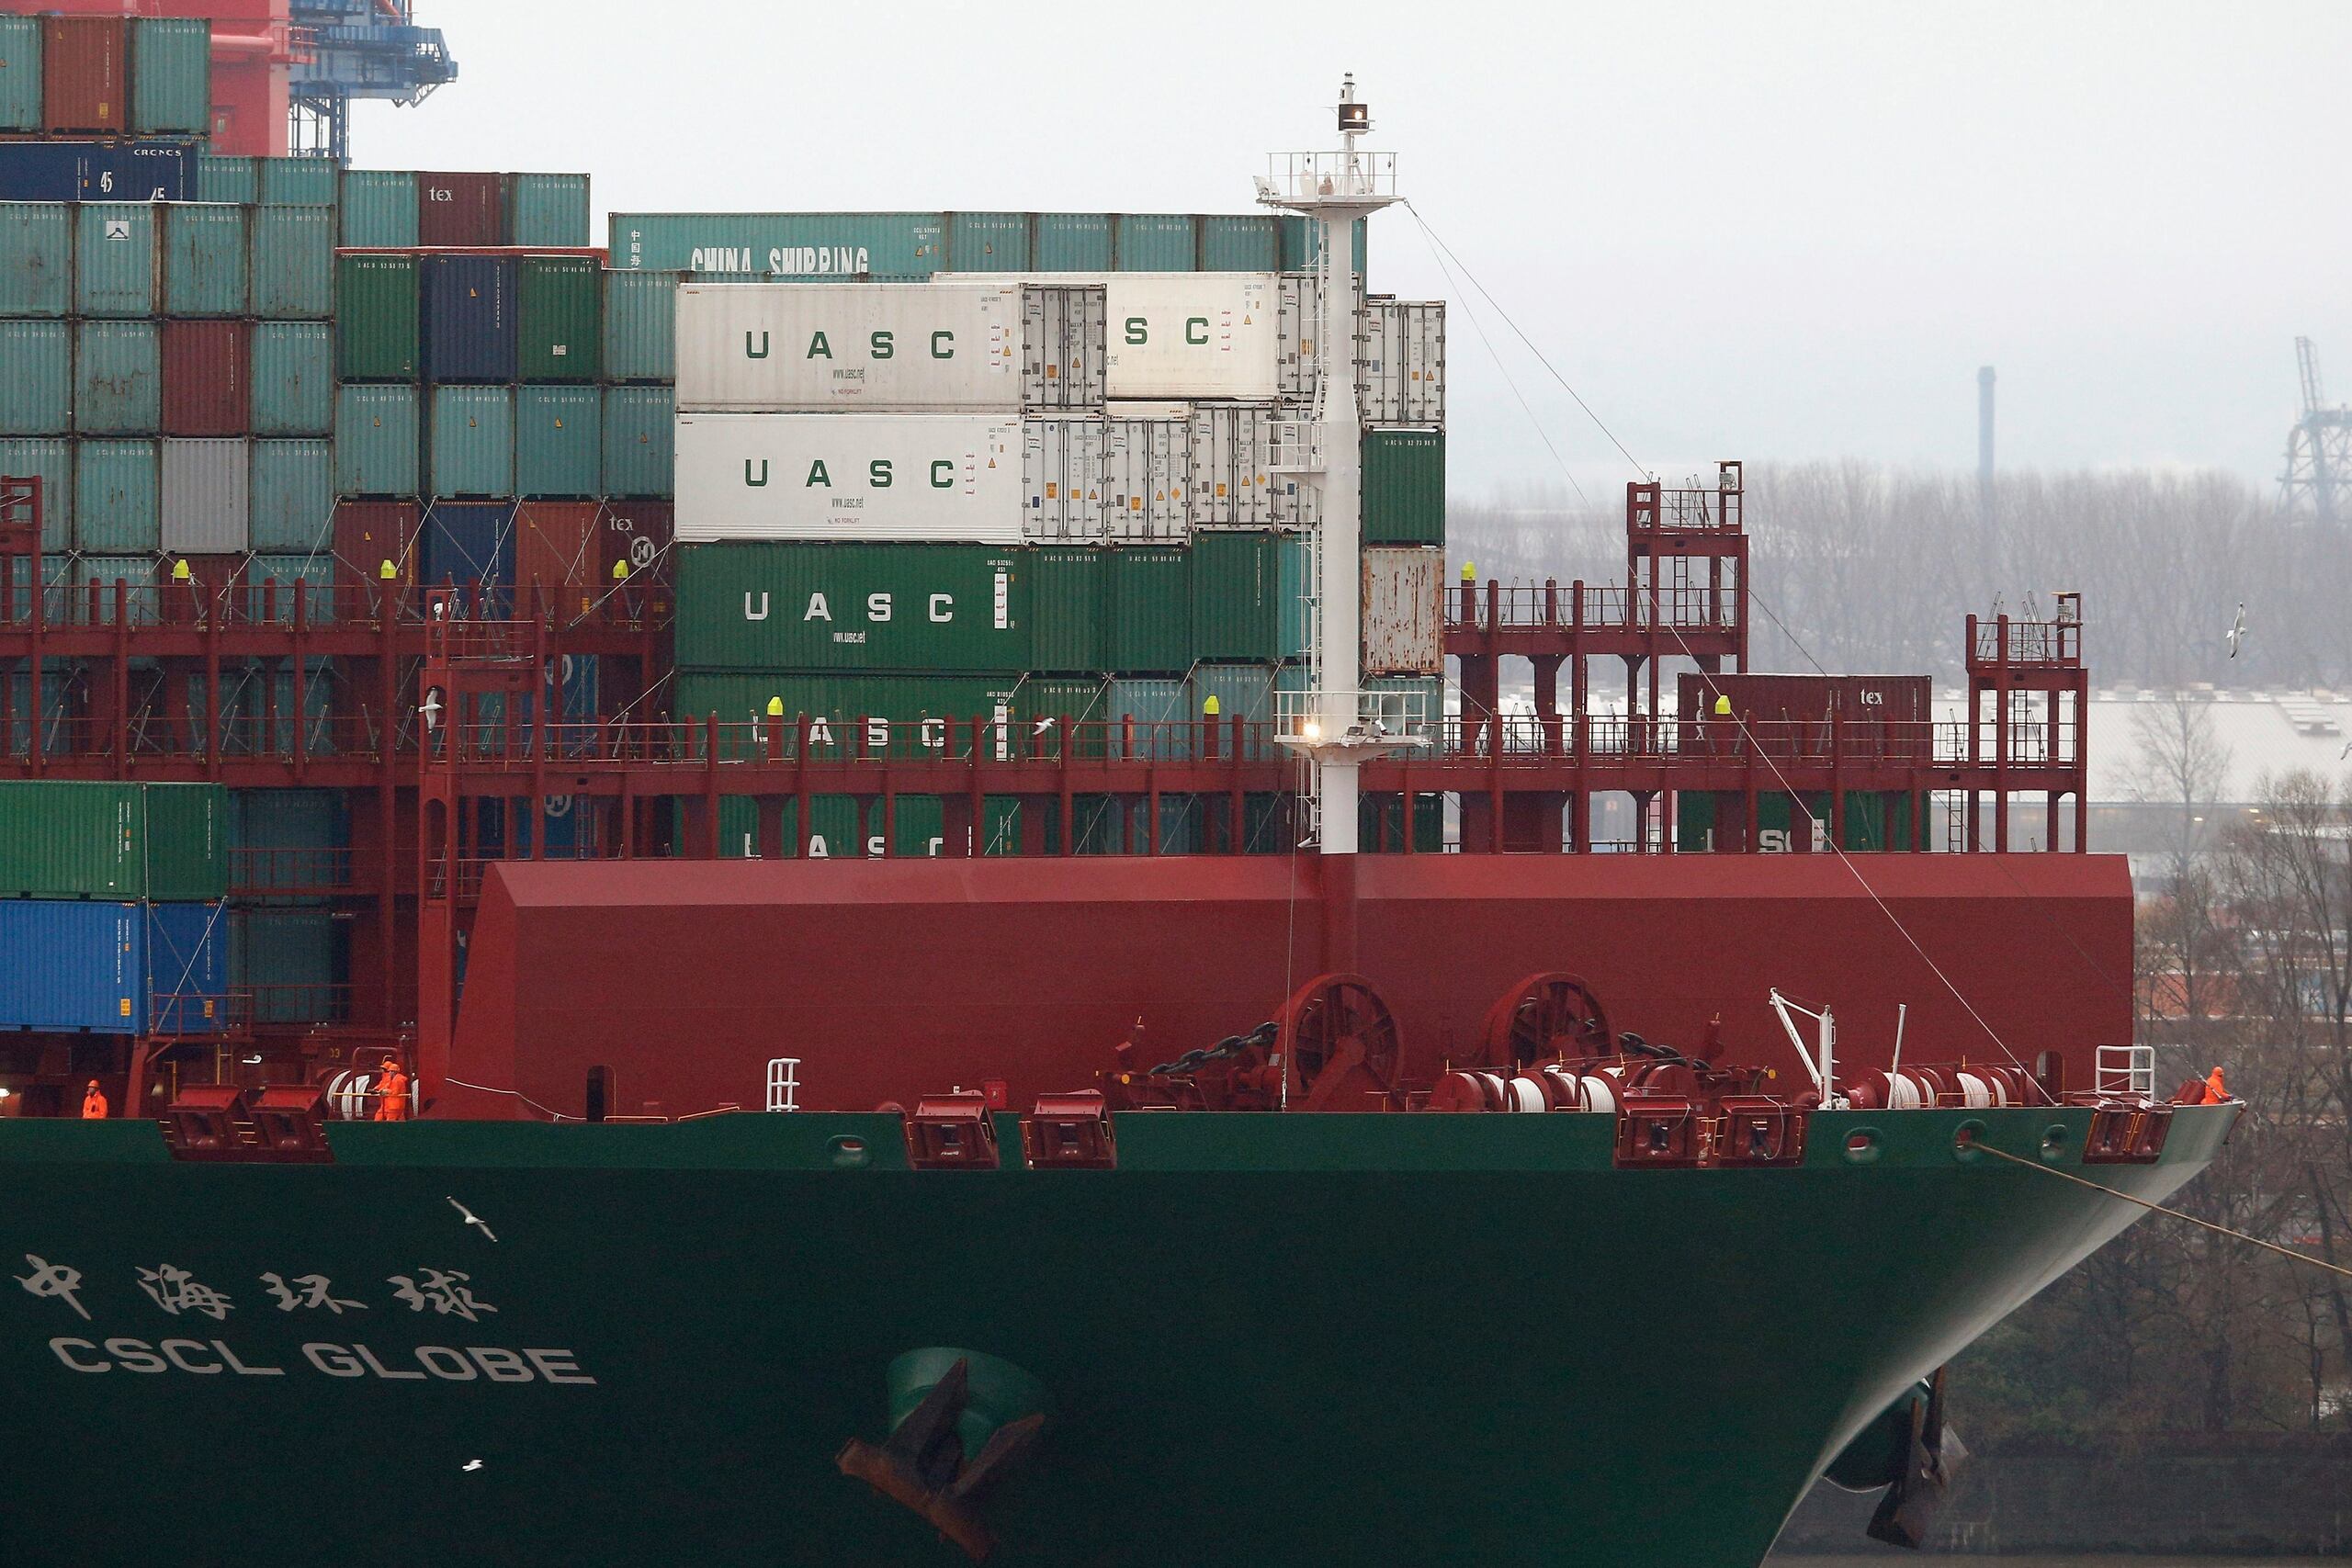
[0,16,38,130]
[429,385,514,498]
[74,320,162,435]
[1361,428,1445,547]
[421,253,517,383]
[249,208,333,319]
[0,780,228,899]
[1672,672,1934,728]
[0,203,73,317]
[515,385,599,498]
[0,898,228,1035]
[608,210,945,276]
[674,281,1105,412]
[1029,546,1104,671]
[417,171,504,246]
[601,386,673,497]
[257,158,337,209]
[333,384,420,497]
[601,499,673,583]
[41,16,125,134]
[421,501,516,609]
[0,321,72,435]
[1104,546,1192,672]
[249,321,333,434]
[0,439,73,549]
[509,174,590,247]
[248,439,333,553]
[163,203,249,317]
[196,155,255,206]
[946,270,1281,401]
[518,254,599,382]
[161,319,249,437]
[73,438,159,552]
[1363,546,1444,675]
[1190,530,1309,663]
[602,268,681,382]
[161,438,250,553]
[337,169,418,247]
[674,541,1029,671]
[129,17,209,136]
[674,413,1023,544]
[334,252,419,381]
[74,203,158,317]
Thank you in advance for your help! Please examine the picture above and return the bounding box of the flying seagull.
[461,1460,484,1473]
[447,1196,498,1243]
[2340,739,2351,761]
[2226,603,2246,659]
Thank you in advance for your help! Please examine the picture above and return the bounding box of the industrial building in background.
[2279,335,2350,525]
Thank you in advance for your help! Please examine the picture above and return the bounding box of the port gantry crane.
[287,0,457,162]
[2279,337,2352,525]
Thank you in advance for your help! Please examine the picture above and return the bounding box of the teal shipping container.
[1201,215,1280,272]
[129,17,210,135]
[0,203,73,316]
[515,386,599,498]
[243,558,336,629]
[248,321,333,435]
[259,157,338,208]
[338,169,417,247]
[1278,215,1369,275]
[74,440,161,553]
[74,203,158,317]
[248,439,333,552]
[74,556,158,623]
[333,384,420,497]
[0,439,73,550]
[1107,677,1193,760]
[606,211,944,275]
[0,321,72,435]
[430,385,514,498]
[163,203,248,317]
[1034,213,1111,270]
[249,207,333,319]
[944,212,1027,271]
[601,268,678,382]
[600,385,673,497]
[232,908,345,1022]
[1115,214,1195,270]
[196,155,256,206]
[74,320,162,435]
[0,17,39,131]
[1104,547,1192,672]
[509,174,591,246]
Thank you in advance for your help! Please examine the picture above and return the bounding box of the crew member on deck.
[376,1057,410,1122]
[81,1080,107,1120]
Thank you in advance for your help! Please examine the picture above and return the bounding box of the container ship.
[0,17,2232,1567]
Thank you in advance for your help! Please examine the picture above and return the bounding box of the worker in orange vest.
[375,1057,410,1122]
[2201,1066,2230,1105]
[80,1080,107,1120]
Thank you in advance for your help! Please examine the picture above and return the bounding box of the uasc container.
[674,541,1029,671]
[947,271,1281,400]
[673,413,1023,545]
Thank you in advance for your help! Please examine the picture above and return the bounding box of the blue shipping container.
[0,899,227,1035]
[421,501,516,613]
[0,141,191,204]
[420,254,517,383]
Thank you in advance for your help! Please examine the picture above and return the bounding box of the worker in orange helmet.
[80,1080,107,1121]
[374,1056,411,1123]
[2201,1066,2230,1105]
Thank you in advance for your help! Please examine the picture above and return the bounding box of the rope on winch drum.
[1970,1139,2352,1281]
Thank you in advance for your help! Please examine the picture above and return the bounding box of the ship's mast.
[1260,75,1408,856]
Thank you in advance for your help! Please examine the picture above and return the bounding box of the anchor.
[1826,1367,1969,1550]
[837,1349,1047,1562]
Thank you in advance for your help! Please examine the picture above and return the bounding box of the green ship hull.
[0,1104,2230,1567]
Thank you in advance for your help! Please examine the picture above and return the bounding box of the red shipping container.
[161,320,251,437]
[158,555,247,626]
[42,17,127,134]
[599,500,673,582]
[515,501,601,623]
[331,499,422,604]
[1677,672,1932,727]
[416,173,506,248]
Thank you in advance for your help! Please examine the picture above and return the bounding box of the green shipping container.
[601,268,679,382]
[1362,428,1445,547]
[518,254,599,382]
[0,781,228,899]
[333,385,419,497]
[429,384,514,498]
[0,321,72,435]
[0,438,72,550]
[510,175,590,247]
[1103,546,1192,672]
[674,672,1021,764]
[0,203,73,317]
[249,207,333,319]
[674,542,1030,671]
[232,908,345,1021]
[248,439,333,552]
[74,439,160,552]
[0,17,39,131]
[337,169,417,247]
[129,17,210,135]
[74,204,159,317]
[259,157,338,208]
[600,386,673,497]
[697,793,1022,861]
[196,156,257,206]
[335,253,419,380]
[515,385,600,499]
[249,321,333,435]
[1673,790,1917,853]
[163,203,248,317]
[1191,530,1309,662]
[1029,546,1104,672]
[74,321,162,435]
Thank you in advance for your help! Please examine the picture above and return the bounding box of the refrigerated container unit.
[941,271,1282,402]
[673,412,1023,545]
[1023,418,1102,543]
[673,541,1029,672]
[1187,402,1311,531]
[1360,298,1447,427]
[1102,418,1190,542]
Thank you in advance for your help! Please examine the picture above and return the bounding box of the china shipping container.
[1028,546,1103,671]
[0,899,228,1035]
[608,211,1363,277]
[0,15,38,130]
[74,202,157,316]
[0,780,228,899]
[416,171,503,247]
[0,202,72,317]
[0,321,72,434]
[195,154,255,205]
[0,439,73,549]
[332,384,420,497]
[0,141,189,203]
[258,157,337,208]
[600,386,673,498]
[249,321,333,434]
[1361,428,1444,547]
[673,541,1029,672]
[73,554,158,623]
[1103,546,1191,673]
[248,439,333,553]
[674,281,1106,412]
[74,320,162,435]
[421,253,517,382]
[608,211,946,276]
[161,437,251,554]
[421,500,516,610]
[129,17,209,136]
[161,319,250,437]
[514,385,601,498]
[335,253,420,381]
[673,412,1023,545]
[1362,546,1444,675]
[249,207,333,319]
[74,439,158,552]
[946,271,1283,401]
[1360,299,1447,427]
[602,268,680,383]
[41,17,125,134]
[515,501,602,622]
[163,203,249,317]
[1191,530,1310,663]
[428,385,514,498]
[518,254,599,382]
[1102,417,1190,542]
[508,174,591,247]
[338,169,418,246]
[330,498,422,591]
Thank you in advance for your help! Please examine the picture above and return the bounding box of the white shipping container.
[161,438,252,554]
[1023,418,1103,543]
[1276,271,1366,402]
[674,282,1106,412]
[1363,546,1444,675]
[1187,403,1313,531]
[945,272,1282,401]
[1361,299,1446,427]
[674,414,1025,544]
[1102,419,1191,543]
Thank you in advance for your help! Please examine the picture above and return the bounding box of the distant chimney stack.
[1977,366,1996,523]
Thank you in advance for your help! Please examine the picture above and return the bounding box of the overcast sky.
[356,1,2350,499]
